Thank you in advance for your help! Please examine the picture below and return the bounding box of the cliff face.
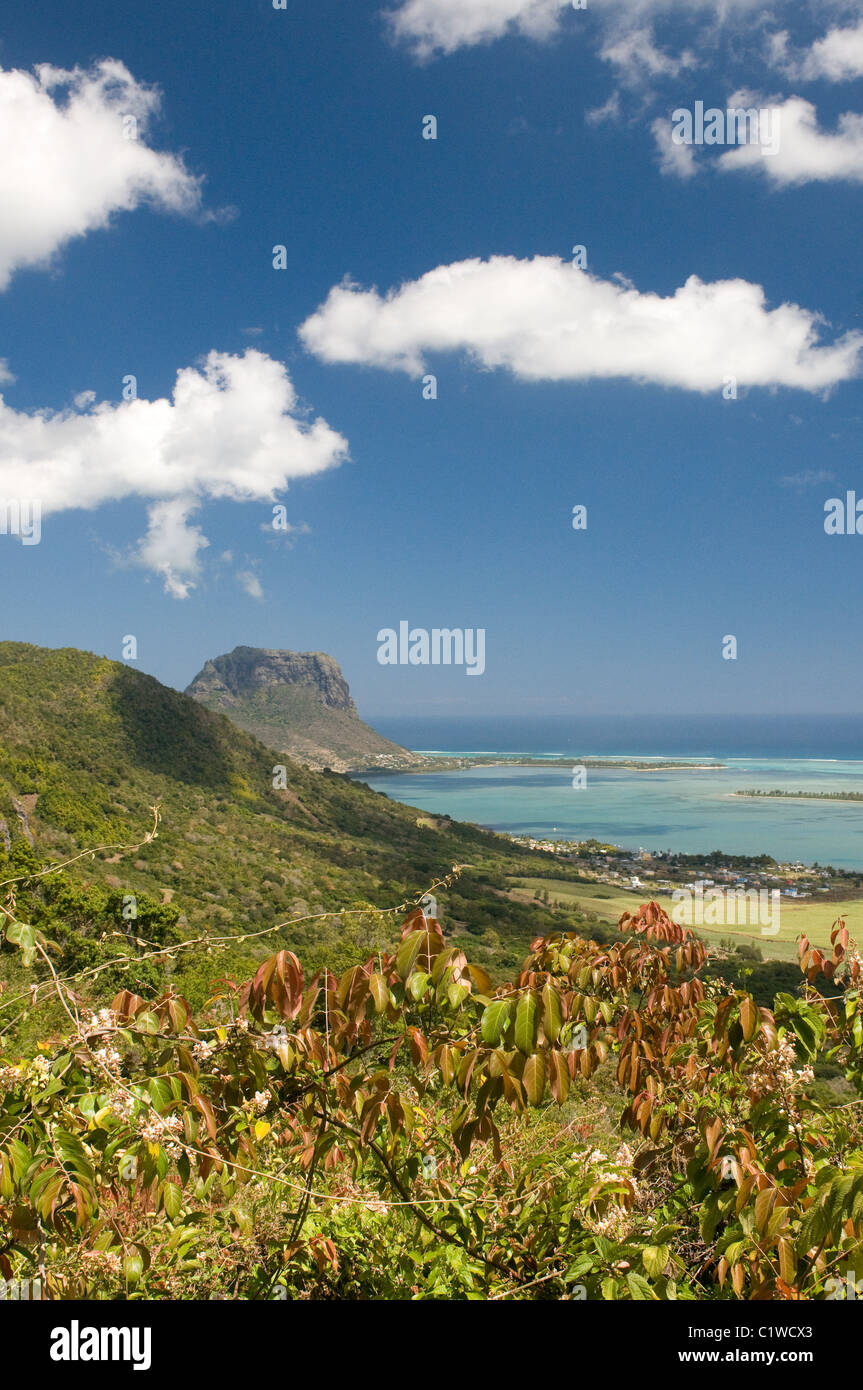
[187,648,356,713]
[185,647,416,773]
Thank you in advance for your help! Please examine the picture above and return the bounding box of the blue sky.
[3,0,863,717]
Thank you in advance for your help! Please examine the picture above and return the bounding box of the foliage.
[4,834,863,1300]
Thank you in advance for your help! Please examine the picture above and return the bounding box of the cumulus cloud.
[385,0,570,58]
[0,349,348,596]
[718,96,863,185]
[770,22,863,83]
[300,255,862,394]
[385,0,788,59]
[137,499,210,599]
[650,93,863,185]
[0,58,204,289]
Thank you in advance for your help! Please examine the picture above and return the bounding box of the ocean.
[369,715,863,761]
[360,716,863,869]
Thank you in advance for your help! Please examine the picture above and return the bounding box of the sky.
[2,0,863,718]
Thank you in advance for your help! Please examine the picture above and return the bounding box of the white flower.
[92,1045,122,1075]
[245,1089,271,1115]
[138,1111,184,1157]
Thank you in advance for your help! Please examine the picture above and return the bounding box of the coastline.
[359,754,726,775]
[731,790,863,805]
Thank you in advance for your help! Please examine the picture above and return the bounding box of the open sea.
[361,716,863,869]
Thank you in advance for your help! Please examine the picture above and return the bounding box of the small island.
[734,788,863,803]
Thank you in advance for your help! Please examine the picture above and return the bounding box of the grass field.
[508,877,863,963]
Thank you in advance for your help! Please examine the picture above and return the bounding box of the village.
[508,834,862,901]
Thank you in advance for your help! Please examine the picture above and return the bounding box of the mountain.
[184,646,418,772]
[0,643,584,1014]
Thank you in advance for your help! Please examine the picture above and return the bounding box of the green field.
[509,877,863,963]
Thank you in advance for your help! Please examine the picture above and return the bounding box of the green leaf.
[723,1239,747,1266]
[6,921,35,950]
[161,1182,182,1221]
[148,1078,173,1111]
[481,999,513,1046]
[754,1186,774,1235]
[0,1154,14,1200]
[369,973,389,1013]
[447,982,470,1010]
[541,982,563,1044]
[626,1271,657,1301]
[642,1244,670,1280]
[5,921,37,966]
[408,971,430,1002]
[395,931,425,981]
[514,991,539,1056]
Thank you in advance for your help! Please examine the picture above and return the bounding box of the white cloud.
[0,349,348,596]
[719,96,863,185]
[300,255,862,394]
[0,360,15,385]
[260,517,311,546]
[0,58,204,289]
[780,468,836,490]
[586,90,622,125]
[651,115,699,177]
[236,569,264,600]
[770,22,863,83]
[137,499,210,599]
[385,0,788,59]
[651,93,863,186]
[385,0,570,58]
[600,26,697,85]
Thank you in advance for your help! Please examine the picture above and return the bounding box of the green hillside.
[0,642,600,1016]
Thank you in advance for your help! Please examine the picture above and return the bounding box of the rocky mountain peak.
[186,647,356,715]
